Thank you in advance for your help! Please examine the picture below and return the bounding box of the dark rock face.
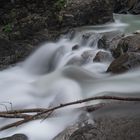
[113,34,140,58]
[59,0,114,27]
[0,38,32,69]
[113,0,140,14]
[0,0,114,41]
[0,134,28,140]
[107,52,140,74]
[0,0,114,69]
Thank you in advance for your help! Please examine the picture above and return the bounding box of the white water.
[0,14,140,139]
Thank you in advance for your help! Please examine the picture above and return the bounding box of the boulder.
[113,34,140,58]
[107,52,140,74]
[93,51,113,62]
[98,31,124,50]
[53,102,140,140]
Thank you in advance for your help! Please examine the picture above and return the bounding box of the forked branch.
[0,95,140,131]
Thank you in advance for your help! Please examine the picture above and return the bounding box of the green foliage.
[54,0,66,11]
[3,24,13,33]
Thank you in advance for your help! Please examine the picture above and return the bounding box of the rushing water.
[0,14,140,139]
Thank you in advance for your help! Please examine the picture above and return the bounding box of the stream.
[0,14,140,140]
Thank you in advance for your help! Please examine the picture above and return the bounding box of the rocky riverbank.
[0,0,140,70]
[0,0,113,69]
[1,0,140,70]
[113,0,140,14]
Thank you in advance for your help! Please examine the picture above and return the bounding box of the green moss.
[3,24,13,33]
[54,0,66,11]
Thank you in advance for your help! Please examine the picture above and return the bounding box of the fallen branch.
[0,108,46,114]
[0,113,32,119]
[0,95,140,131]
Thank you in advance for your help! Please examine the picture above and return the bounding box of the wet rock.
[81,50,95,60]
[0,134,28,140]
[65,56,85,66]
[107,52,140,74]
[69,124,106,140]
[81,32,95,46]
[72,44,80,51]
[113,34,140,58]
[93,51,113,62]
[133,30,140,34]
[66,29,76,40]
[98,31,124,50]
[53,102,140,140]
[65,50,95,66]
[80,32,101,47]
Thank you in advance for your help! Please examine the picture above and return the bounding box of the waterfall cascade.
[0,14,140,140]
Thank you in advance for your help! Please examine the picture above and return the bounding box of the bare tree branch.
[0,113,32,119]
[0,95,140,131]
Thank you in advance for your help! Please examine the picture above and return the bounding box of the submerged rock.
[81,50,95,60]
[107,52,140,74]
[72,44,80,51]
[0,134,28,140]
[81,32,101,47]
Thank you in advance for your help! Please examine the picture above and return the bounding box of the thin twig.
[0,108,46,114]
[0,104,8,112]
